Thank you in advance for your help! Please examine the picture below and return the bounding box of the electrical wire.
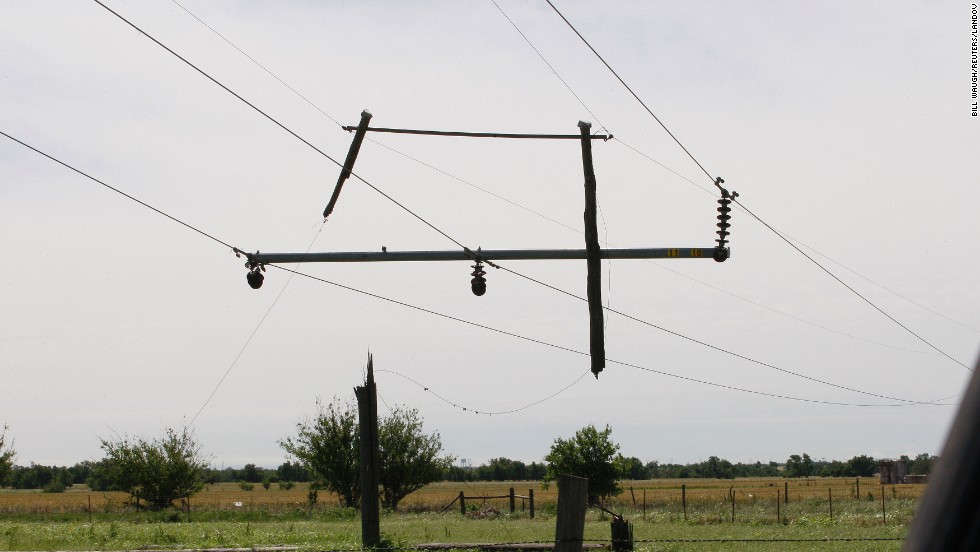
[3,130,956,409]
[0,130,237,252]
[187,222,327,428]
[267,263,955,408]
[544,0,715,182]
[490,263,955,405]
[542,0,972,371]
[162,0,947,358]
[83,4,968,398]
[733,198,973,372]
[375,368,590,416]
[92,0,467,253]
[489,0,609,133]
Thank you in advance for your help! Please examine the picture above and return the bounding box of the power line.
[733,198,973,372]
[544,0,715,182]
[490,263,952,406]
[92,0,466,253]
[375,368,590,416]
[542,0,972,371]
[188,222,327,428]
[168,0,345,131]
[0,130,237,252]
[268,263,954,408]
[162,0,943,359]
[489,0,609,133]
[96,2,969,388]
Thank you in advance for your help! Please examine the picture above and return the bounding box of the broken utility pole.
[355,354,381,548]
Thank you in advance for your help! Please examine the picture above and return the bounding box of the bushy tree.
[785,453,814,477]
[281,398,452,510]
[378,406,453,510]
[280,398,360,507]
[846,455,877,477]
[544,424,624,505]
[909,453,938,475]
[0,425,14,488]
[98,427,207,510]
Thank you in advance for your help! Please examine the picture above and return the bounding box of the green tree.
[241,463,262,483]
[280,398,360,507]
[847,455,877,477]
[98,427,207,510]
[619,456,648,480]
[281,398,452,511]
[378,406,454,510]
[0,425,14,488]
[786,453,814,477]
[909,453,937,475]
[544,424,624,505]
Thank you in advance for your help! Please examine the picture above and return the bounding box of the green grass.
[0,508,908,551]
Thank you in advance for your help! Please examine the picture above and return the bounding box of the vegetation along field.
[0,479,920,551]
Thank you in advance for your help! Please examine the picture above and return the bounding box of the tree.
[280,398,360,507]
[544,424,624,505]
[378,406,454,510]
[281,398,452,510]
[241,463,262,483]
[785,453,815,477]
[0,425,14,488]
[98,427,207,510]
[909,453,938,475]
[846,455,877,477]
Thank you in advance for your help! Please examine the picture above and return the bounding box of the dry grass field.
[0,477,925,518]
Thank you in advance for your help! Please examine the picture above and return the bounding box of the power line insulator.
[245,254,266,289]
[471,259,487,296]
[712,180,736,263]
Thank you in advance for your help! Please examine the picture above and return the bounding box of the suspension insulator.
[714,196,732,263]
[470,260,487,296]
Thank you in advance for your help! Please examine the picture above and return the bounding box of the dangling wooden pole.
[578,120,605,378]
[324,110,373,219]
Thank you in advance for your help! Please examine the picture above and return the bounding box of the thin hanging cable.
[269,263,955,408]
[733,198,972,372]
[542,0,972,369]
[793,237,980,334]
[168,0,345,130]
[375,368,590,415]
[92,0,466,252]
[489,262,953,405]
[1,130,237,252]
[188,222,326,428]
[544,0,715,182]
[2,127,943,405]
[162,0,942,356]
[490,0,608,133]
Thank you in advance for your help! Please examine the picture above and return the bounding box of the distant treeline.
[5,454,936,491]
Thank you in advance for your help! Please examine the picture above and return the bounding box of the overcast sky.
[2,1,978,470]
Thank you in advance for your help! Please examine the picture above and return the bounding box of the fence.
[444,488,535,518]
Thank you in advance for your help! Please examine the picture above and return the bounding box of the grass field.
[0,479,921,550]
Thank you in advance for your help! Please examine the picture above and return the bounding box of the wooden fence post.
[555,474,589,552]
[776,490,780,523]
[529,489,535,519]
[610,516,633,552]
[642,490,646,520]
[856,477,860,500]
[828,488,833,521]
[880,486,886,525]
[681,484,687,521]
[510,487,516,514]
[459,491,466,516]
[784,481,789,504]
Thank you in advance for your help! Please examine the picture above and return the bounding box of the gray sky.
[2,1,977,470]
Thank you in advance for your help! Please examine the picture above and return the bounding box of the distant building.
[879,459,908,484]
